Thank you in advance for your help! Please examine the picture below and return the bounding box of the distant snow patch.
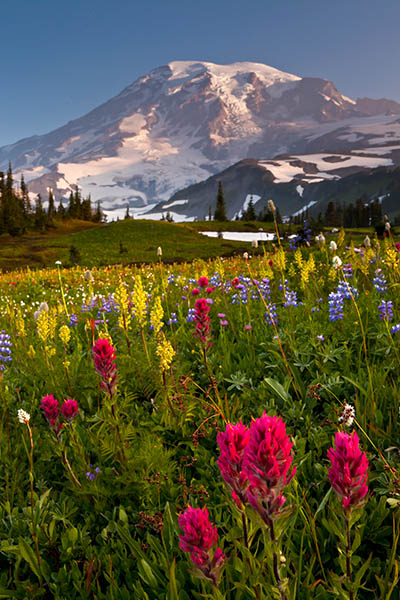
[296,184,304,197]
[200,231,275,242]
[162,199,189,209]
[291,200,317,217]
[234,194,261,219]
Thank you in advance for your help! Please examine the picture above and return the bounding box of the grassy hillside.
[0,219,249,269]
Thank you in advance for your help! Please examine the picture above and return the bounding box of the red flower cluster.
[327,431,368,511]
[41,394,79,437]
[217,421,250,508]
[194,298,212,346]
[217,413,295,523]
[244,414,296,522]
[198,276,209,288]
[92,338,117,397]
[178,505,226,584]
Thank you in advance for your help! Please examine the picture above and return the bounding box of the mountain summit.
[1,60,400,218]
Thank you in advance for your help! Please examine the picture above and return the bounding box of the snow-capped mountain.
[1,60,400,220]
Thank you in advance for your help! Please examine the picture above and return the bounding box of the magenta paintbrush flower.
[198,276,209,288]
[178,505,226,584]
[61,398,79,421]
[327,431,369,511]
[217,421,250,508]
[243,413,296,522]
[194,298,212,346]
[92,338,117,396]
[41,394,60,427]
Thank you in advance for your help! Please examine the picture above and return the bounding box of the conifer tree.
[57,200,66,219]
[47,188,55,220]
[93,200,103,223]
[81,194,92,221]
[20,174,31,221]
[34,194,47,231]
[214,181,227,221]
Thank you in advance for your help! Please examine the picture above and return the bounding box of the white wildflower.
[339,404,355,427]
[364,235,371,248]
[18,409,30,424]
[315,232,325,245]
[84,270,94,282]
[329,240,337,252]
[267,199,276,214]
[157,246,162,257]
[332,255,342,269]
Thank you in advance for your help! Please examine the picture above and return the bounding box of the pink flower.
[61,398,79,421]
[194,298,212,346]
[191,288,200,296]
[198,276,209,288]
[178,505,226,584]
[41,394,60,427]
[217,421,250,508]
[327,431,368,511]
[231,277,239,287]
[243,413,295,521]
[206,286,215,294]
[92,338,117,396]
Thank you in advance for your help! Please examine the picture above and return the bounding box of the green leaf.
[18,537,41,580]
[263,377,291,403]
[314,487,332,518]
[138,558,159,589]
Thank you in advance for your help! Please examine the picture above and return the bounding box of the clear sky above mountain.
[1,0,399,146]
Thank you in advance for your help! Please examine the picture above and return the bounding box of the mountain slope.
[1,60,400,219]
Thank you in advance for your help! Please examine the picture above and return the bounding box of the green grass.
[0,218,396,271]
[0,219,250,269]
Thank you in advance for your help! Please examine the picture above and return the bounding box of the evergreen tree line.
[323,196,383,228]
[0,164,103,236]
[211,181,388,227]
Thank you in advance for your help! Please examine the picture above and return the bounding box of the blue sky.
[1,0,399,145]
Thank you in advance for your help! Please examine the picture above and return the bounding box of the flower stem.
[26,423,41,571]
[345,515,354,600]
[269,520,287,600]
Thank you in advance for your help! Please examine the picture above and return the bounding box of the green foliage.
[0,237,399,597]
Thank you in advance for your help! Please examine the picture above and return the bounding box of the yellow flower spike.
[385,245,399,271]
[150,295,164,336]
[15,309,25,337]
[275,247,286,272]
[59,324,71,345]
[306,253,316,274]
[288,263,296,278]
[36,311,50,343]
[328,266,337,282]
[156,334,175,373]
[337,228,345,247]
[133,275,147,327]
[300,262,310,289]
[115,280,131,330]
[27,345,36,359]
[294,248,303,269]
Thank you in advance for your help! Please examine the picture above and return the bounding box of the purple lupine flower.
[373,272,387,294]
[0,330,12,372]
[328,292,344,321]
[378,300,394,321]
[265,303,278,325]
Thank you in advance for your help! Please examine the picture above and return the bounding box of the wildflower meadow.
[0,231,399,599]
